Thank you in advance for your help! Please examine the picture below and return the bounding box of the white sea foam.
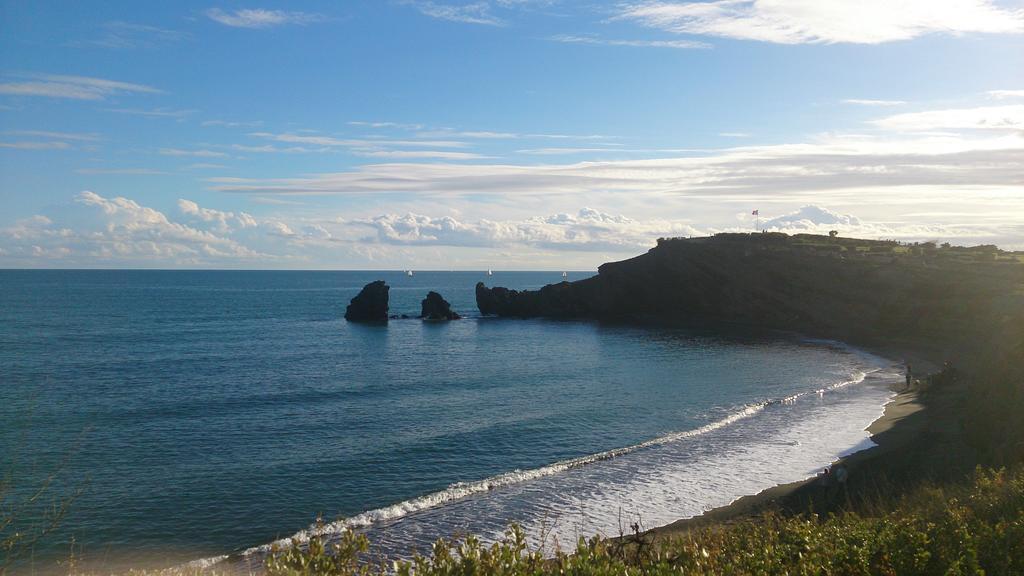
[195,368,877,568]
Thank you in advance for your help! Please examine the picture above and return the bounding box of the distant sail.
[487,269,493,276]
[562,271,568,279]
[407,270,414,277]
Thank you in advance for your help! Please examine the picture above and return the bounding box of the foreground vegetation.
[259,466,1024,576]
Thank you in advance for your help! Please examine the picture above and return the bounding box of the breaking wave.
[193,368,874,569]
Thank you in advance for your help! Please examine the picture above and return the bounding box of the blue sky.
[1,0,1022,269]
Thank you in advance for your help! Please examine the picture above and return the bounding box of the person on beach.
[905,364,912,390]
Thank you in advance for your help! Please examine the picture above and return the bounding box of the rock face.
[345,280,389,322]
[420,291,461,320]
[476,281,584,317]
[473,233,1024,353]
[475,282,514,315]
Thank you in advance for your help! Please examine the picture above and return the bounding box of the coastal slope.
[477,233,1024,364]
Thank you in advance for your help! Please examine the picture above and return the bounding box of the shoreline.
[195,336,897,572]
[647,345,951,539]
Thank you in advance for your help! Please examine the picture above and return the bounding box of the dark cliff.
[477,233,1024,360]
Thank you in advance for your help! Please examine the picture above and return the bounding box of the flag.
[752,209,759,216]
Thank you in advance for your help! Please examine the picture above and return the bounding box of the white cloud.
[75,168,169,175]
[870,105,1024,132]
[248,131,468,149]
[229,143,320,154]
[550,34,710,49]
[514,146,695,155]
[0,73,161,100]
[4,192,1020,268]
[354,150,488,160]
[986,89,1024,100]
[177,199,257,232]
[409,1,505,25]
[202,119,263,127]
[159,148,229,157]
[842,99,907,106]
[106,107,195,118]
[200,115,1024,255]
[349,121,426,130]
[78,21,190,49]
[761,205,861,229]
[4,130,100,141]
[0,141,71,150]
[232,131,479,157]
[0,192,264,266]
[357,208,702,251]
[205,8,324,29]
[428,130,519,139]
[414,128,613,140]
[617,0,1024,44]
[208,130,1024,201]
[265,221,297,237]
[749,204,1021,248]
[517,147,629,155]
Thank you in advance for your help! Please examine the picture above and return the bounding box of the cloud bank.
[617,0,1024,44]
[3,192,1020,270]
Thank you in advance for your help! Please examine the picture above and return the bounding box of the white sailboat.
[487,269,493,276]
[406,270,414,277]
[562,271,568,279]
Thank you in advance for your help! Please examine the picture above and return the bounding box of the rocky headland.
[476,233,1023,365]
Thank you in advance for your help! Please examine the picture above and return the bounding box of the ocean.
[0,270,898,572]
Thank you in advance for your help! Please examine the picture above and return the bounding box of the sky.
[1,0,1022,270]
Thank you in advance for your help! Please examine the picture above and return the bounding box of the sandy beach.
[648,349,966,540]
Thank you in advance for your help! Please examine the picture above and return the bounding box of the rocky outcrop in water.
[475,282,514,315]
[476,281,588,318]
[420,291,461,320]
[345,280,389,322]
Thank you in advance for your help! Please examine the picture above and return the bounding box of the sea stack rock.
[345,280,389,322]
[420,291,461,320]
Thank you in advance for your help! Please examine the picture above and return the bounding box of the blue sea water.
[0,270,898,573]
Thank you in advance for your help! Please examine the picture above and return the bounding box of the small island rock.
[345,280,389,322]
[420,291,461,320]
